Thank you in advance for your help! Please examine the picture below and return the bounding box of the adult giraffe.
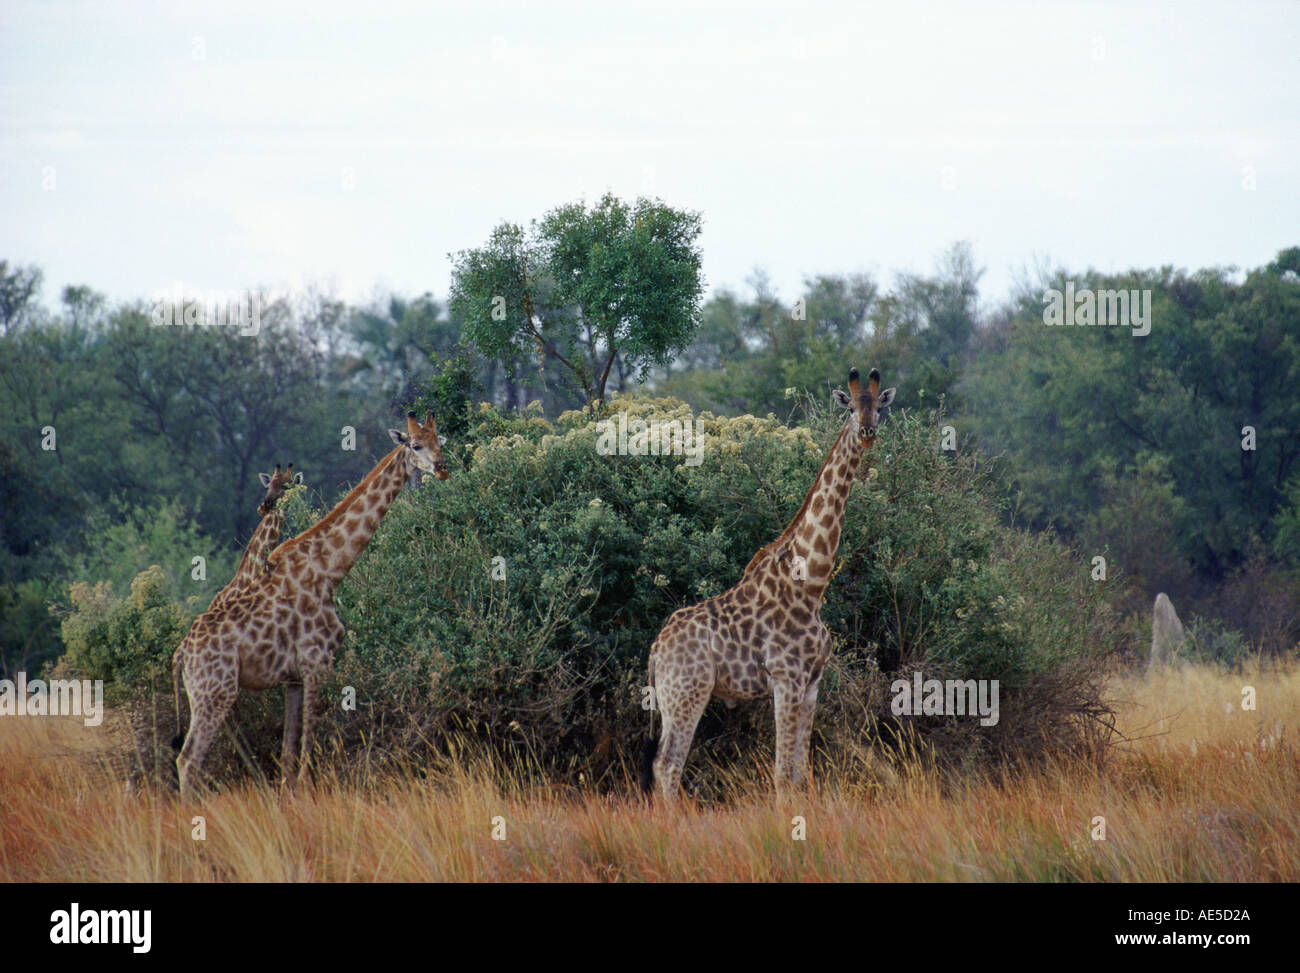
[642,368,895,800]
[174,413,449,794]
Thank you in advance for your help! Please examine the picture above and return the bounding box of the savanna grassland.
[2,662,1295,882]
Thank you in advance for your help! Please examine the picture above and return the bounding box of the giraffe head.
[256,463,304,515]
[832,367,896,449]
[388,411,450,480]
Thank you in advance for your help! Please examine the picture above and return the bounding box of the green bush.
[58,565,195,690]
[333,394,1125,781]
[1182,616,1252,669]
[58,497,236,605]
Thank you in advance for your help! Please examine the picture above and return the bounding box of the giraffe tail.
[170,649,185,752]
[640,652,659,795]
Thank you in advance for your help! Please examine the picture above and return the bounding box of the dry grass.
[1,662,1296,882]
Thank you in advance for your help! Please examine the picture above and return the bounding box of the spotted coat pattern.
[646,368,895,799]
[172,414,448,795]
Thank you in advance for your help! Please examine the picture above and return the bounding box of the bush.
[57,497,236,605]
[2,498,235,676]
[334,395,1126,784]
[1182,616,1252,669]
[58,565,194,691]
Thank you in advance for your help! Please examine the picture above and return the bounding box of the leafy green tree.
[348,293,457,400]
[410,343,483,442]
[60,285,107,330]
[449,193,705,407]
[0,261,43,335]
[803,271,879,345]
[883,241,982,408]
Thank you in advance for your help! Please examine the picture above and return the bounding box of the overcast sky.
[2,0,1297,315]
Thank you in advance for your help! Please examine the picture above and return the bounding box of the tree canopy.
[449,193,704,407]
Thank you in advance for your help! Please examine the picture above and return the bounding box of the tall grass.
[1,662,1295,882]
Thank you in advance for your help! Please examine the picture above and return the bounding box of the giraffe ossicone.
[172,413,449,795]
[641,367,896,800]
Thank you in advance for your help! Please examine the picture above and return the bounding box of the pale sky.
[2,0,1297,314]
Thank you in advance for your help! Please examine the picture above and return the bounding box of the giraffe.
[173,413,449,794]
[224,464,305,598]
[170,463,303,753]
[641,367,895,800]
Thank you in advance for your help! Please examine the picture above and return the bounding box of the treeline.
[2,236,1299,676]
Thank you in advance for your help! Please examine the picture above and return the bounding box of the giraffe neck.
[751,415,865,605]
[269,446,409,594]
[229,509,284,587]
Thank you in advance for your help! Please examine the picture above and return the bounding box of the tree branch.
[522,290,594,403]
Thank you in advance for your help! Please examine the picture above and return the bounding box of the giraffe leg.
[772,679,804,793]
[792,675,822,788]
[652,663,712,802]
[176,676,237,797]
[296,671,320,785]
[280,683,303,786]
[296,620,341,785]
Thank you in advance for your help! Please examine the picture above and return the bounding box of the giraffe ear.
[438,435,447,447]
[292,472,304,484]
[832,389,852,408]
[877,387,896,409]
[388,428,409,446]
[258,472,272,488]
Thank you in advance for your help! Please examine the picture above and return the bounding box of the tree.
[888,241,983,407]
[101,301,363,545]
[61,285,107,330]
[348,293,456,402]
[0,261,43,335]
[658,268,891,418]
[803,271,879,345]
[449,193,704,408]
[962,248,1300,584]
